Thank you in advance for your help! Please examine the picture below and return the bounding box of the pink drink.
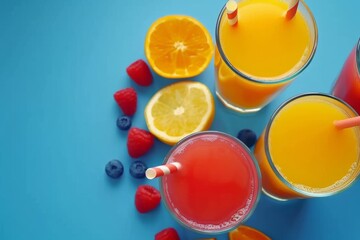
[160,131,261,234]
[332,39,360,114]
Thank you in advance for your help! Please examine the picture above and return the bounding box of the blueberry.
[237,129,257,148]
[116,116,132,130]
[105,160,124,179]
[129,160,147,179]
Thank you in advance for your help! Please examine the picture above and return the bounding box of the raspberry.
[155,228,180,240]
[135,185,161,213]
[113,87,137,116]
[126,59,153,86]
[127,127,154,158]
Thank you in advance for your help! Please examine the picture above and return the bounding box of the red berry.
[126,59,153,86]
[127,127,154,158]
[113,87,137,116]
[135,185,161,213]
[155,228,180,240]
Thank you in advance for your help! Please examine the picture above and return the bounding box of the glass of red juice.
[332,38,360,114]
[160,131,261,234]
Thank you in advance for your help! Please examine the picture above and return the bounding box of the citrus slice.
[144,81,215,145]
[229,225,271,240]
[145,15,214,79]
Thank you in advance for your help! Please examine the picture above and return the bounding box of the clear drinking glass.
[254,93,360,201]
[331,38,360,114]
[215,0,318,113]
[160,131,261,234]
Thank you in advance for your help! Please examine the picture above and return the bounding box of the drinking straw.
[286,0,299,20]
[145,162,181,179]
[334,116,360,130]
[226,0,238,26]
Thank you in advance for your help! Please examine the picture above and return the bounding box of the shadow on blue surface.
[249,194,308,239]
[178,194,308,240]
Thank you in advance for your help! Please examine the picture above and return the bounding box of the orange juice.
[215,0,317,113]
[254,94,360,200]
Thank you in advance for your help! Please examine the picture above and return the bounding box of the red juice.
[332,39,360,114]
[160,131,261,233]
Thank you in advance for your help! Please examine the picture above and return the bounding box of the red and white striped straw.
[226,0,238,26]
[286,0,299,20]
[145,162,181,180]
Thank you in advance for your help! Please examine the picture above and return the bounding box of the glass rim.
[264,93,360,198]
[215,0,318,84]
[159,130,262,234]
[356,37,360,75]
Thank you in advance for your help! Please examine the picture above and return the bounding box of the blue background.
[1,0,359,239]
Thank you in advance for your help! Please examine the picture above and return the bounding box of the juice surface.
[162,133,259,231]
[219,0,311,78]
[268,98,360,192]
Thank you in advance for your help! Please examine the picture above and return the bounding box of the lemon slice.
[145,15,214,79]
[144,81,215,145]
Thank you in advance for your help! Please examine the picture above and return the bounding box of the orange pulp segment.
[145,15,214,78]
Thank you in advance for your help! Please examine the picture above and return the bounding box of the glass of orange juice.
[215,0,318,113]
[254,93,360,200]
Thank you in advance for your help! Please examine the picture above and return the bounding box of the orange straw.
[286,0,299,20]
[145,162,181,179]
[334,116,360,130]
[226,0,238,26]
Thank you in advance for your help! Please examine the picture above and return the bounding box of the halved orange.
[229,225,271,240]
[145,15,214,79]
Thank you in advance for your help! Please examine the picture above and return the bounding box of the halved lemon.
[229,225,271,240]
[144,81,215,145]
[144,15,214,79]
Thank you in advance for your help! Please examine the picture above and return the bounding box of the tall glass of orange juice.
[215,0,318,113]
[254,93,360,200]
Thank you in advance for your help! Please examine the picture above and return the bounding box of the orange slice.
[229,225,271,240]
[144,81,215,145]
[145,15,214,79]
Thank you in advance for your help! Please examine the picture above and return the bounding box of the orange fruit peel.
[145,15,214,79]
[229,225,271,240]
